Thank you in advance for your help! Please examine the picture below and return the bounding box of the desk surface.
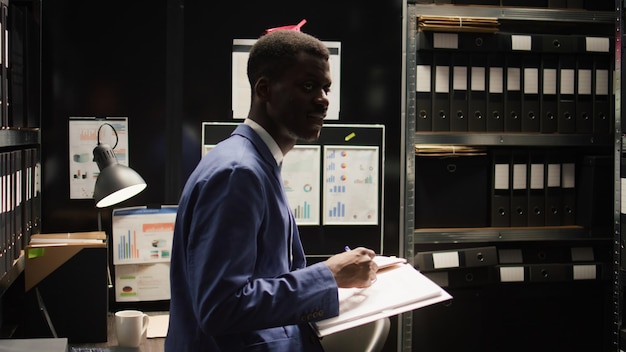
[69,312,166,352]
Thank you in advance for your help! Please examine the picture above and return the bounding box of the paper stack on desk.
[312,261,452,337]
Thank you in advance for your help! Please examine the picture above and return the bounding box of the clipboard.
[312,263,452,337]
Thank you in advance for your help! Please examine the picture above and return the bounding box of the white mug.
[115,310,150,347]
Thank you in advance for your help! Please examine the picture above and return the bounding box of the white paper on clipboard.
[312,264,452,337]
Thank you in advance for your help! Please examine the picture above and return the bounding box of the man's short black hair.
[247,30,330,87]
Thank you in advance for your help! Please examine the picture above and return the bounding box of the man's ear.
[253,77,270,101]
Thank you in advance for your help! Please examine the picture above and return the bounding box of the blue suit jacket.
[166,124,339,351]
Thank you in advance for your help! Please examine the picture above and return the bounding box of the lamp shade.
[93,143,147,208]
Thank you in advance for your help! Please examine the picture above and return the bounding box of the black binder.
[468,53,487,132]
[416,51,433,132]
[491,150,511,227]
[450,52,469,132]
[415,246,498,272]
[593,53,612,135]
[558,55,577,133]
[521,54,540,132]
[458,32,500,52]
[540,34,579,54]
[486,53,505,132]
[432,53,451,131]
[545,150,562,226]
[577,155,612,233]
[0,152,7,275]
[575,54,594,134]
[540,54,559,133]
[12,150,22,261]
[510,150,528,227]
[560,156,576,225]
[504,54,522,132]
[528,264,569,282]
[527,150,546,227]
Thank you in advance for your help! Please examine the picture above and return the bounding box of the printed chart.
[281,146,321,225]
[323,146,379,225]
[112,206,177,302]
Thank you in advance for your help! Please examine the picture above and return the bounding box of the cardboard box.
[22,232,108,343]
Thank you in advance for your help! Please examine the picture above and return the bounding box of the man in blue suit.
[166,28,378,351]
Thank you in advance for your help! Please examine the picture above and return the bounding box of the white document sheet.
[312,263,452,337]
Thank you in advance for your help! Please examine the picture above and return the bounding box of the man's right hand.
[324,247,378,288]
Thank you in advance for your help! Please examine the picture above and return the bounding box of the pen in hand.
[344,245,377,284]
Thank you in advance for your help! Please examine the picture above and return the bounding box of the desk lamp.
[33,122,145,340]
[92,122,146,290]
[92,123,147,208]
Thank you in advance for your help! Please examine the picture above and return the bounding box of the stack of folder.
[415,144,486,156]
[418,15,500,33]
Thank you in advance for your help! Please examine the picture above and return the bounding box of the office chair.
[319,317,391,352]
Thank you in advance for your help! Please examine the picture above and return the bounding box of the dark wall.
[41,1,168,232]
[41,0,403,254]
[181,1,404,256]
[39,1,402,349]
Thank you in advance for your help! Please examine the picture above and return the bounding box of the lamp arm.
[97,122,119,149]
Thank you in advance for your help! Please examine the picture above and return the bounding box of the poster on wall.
[68,117,129,199]
[231,39,341,121]
[322,145,379,225]
[112,205,177,302]
[281,145,322,225]
[114,262,170,302]
[112,205,176,265]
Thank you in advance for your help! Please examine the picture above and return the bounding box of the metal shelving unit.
[615,0,623,349]
[402,2,617,351]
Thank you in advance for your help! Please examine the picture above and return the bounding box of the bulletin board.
[202,122,385,259]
